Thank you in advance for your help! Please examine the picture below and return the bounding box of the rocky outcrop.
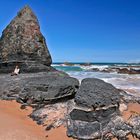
[67,78,140,139]
[0,72,79,105]
[0,6,52,73]
[90,67,140,74]
[117,68,140,74]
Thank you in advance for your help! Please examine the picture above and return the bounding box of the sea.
[52,62,140,97]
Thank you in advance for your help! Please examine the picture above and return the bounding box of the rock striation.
[0,72,79,106]
[0,6,52,73]
[67,78,136,140]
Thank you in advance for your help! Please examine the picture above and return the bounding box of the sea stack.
[0,5,53,73]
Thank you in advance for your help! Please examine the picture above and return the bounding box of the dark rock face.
[67,79,140,139]
[68,112,132,140]
[0,6,52,73]
[75,78,121,109]
[90,67,140,74]
[67,78,122,139]
[70,106,118,123]
[117,68,140,74]
[0,72,79,105]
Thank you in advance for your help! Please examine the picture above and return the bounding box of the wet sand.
[0,100,73,140]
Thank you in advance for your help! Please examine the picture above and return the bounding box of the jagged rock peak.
[16,5,38,22]
[0,5,52,73]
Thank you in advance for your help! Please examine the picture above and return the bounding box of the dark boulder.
[0,72,79,105]
[67,100,132,140]
[118,68,140,74]
[70,106,118,123]
[0,6,52,73]
[75,78,121,109]
[67,78,133,139]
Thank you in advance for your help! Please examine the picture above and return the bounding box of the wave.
[52,63,140,96]
[67,71,140,96]
[75,64,109,71]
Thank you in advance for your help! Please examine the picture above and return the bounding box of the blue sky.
[0,0,140,62]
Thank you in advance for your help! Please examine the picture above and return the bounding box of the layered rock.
[0,72,79,106]
[67,78,140,139]
[67,78,130,139]
[0,6,52,73]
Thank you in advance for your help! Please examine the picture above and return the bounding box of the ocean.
[52,62,140,97]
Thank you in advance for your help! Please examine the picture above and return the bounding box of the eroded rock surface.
[75,78,121,109]
[0,72,79,105]
[67,78,140,140]
[0,6,52,73]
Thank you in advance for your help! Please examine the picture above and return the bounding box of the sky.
[0,0,140,63]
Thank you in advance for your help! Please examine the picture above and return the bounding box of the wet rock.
[89,67,140,74]
[75,78,121,109]
[117,68,140,74]
[0,5,52,73]
[79,63,91,66]
[63,62,74,66]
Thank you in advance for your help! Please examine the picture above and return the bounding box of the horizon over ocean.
[52,61,140,64]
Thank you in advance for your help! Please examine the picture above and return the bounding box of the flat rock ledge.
[0,71,79,106]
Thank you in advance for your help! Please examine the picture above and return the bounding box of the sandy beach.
[0,100,73,140]
[0,100,140,140]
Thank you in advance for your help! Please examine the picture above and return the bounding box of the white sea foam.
[74,64,109,71]
[67,71,140,96]
[51,64,60,67]
[52,64,140,96]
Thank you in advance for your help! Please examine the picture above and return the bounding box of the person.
[11,65,20,76]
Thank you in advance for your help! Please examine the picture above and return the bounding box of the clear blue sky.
[0,0,140,63]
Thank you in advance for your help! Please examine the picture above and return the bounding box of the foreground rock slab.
[0,72,79,105]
